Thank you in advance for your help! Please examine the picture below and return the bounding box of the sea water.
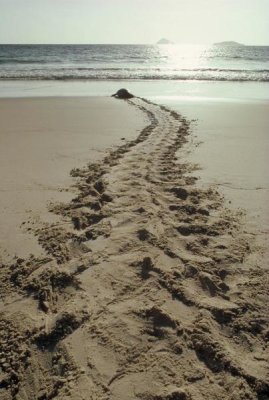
[1,44,269,101]
[0,44,269,82]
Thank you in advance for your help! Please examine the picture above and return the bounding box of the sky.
[0,0,268,45]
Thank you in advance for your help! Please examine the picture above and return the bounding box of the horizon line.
[0,42,268,46]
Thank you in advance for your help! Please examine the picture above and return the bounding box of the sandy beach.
[155,100,269,227]
[154,99,269,267]
[0,95,268,400]
[0,97,146,262]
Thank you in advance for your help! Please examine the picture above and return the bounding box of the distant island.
[157,38,174,45]
[214,41,244,46]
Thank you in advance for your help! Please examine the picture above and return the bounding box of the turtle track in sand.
[0,98,268,400]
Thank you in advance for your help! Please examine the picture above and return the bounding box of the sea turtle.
[111,88,134,99]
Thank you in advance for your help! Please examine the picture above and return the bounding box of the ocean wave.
[40,67,269,73]
[1,73,269,82]
[0,59,47,64]
[1,65,269,81]
[209,55,269,62]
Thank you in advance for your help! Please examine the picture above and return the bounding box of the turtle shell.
[112,88,134,99]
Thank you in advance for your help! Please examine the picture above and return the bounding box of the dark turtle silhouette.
[111,88,134,99]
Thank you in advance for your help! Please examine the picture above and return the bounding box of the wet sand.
[0,97,268,399]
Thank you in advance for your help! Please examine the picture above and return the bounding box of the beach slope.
[0,98,268,400]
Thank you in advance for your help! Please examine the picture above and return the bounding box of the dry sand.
[154,99,269,232]
[155,99,269,269]
[0,97,268,400]
[0,97,146,262]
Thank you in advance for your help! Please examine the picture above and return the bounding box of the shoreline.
[0,97,268,399]
[0,80,269,103]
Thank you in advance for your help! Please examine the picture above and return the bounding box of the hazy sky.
[0,0,268,45]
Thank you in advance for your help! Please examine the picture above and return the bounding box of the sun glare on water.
[156,44,211,70]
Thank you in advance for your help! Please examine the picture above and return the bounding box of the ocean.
[0,44,269,82]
